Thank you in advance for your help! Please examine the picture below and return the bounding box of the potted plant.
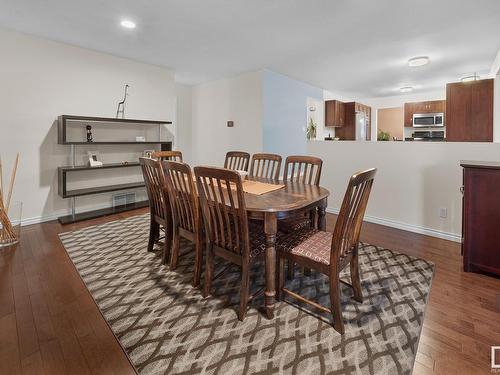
[306,117,317,140]
[377,130,391,141]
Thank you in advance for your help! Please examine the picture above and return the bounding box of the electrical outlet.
[439,208,447,218]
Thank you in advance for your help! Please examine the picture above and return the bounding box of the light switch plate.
[439,208,447,218]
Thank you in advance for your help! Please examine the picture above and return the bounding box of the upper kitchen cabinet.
[325,100,345,127]
[404,100,446,127]
[446,79,493,142]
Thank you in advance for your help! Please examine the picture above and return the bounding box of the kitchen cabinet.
[325,100,345,127]
[335,102,371,140]
[461,161,500,276]
[446,79,493,142]
[404,100,446,127]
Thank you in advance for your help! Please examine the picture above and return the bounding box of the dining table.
[242,176,330,319]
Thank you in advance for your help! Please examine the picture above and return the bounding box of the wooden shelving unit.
[57,115,172,224]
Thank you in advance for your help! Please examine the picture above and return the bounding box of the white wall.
[0,29,176,224]
[308,140,500,241]
[174,83,193,164]
[191,71,263,166]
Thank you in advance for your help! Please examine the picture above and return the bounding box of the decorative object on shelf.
[306,117,317,140]
[86,125,93,142]
[377,130,390,141]
[135,136,146,142]
[122,161,130,165]
[116,84,130,119]
[0,153,21,248]
[87,151,103,167]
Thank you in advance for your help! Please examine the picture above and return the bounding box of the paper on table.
[189,175,284,195]
[240,180,284,195]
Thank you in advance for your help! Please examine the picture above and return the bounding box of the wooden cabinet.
[404,102,415,127]
[334,102,371,140]
[461,161,500,277]
[446,79,493,142]
[325,100,345,127]
[404,100,446,127]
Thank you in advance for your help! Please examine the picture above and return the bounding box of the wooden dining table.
[243,176,330,319]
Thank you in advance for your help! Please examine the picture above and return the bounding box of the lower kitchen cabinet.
[461,161,500,277]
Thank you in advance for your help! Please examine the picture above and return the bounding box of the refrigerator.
[355,112,368,141]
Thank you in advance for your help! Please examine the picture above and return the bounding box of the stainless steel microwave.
[412,113,444,127]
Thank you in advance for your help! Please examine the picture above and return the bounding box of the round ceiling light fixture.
[400,86,413,93]
[408,56,430,67]
[120,20,136,29]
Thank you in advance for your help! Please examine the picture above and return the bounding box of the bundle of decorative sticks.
[0,153,20,243]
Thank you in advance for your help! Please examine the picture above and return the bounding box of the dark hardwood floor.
[1,208,499,374]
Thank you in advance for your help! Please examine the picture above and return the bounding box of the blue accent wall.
[262,71,323,158]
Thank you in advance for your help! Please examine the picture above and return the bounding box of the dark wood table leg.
[318,198,327,231]
[264,212,277,319]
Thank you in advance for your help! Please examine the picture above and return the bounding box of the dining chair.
[278,155,323,233]
[194,166,266,321]
[249,153,282,180]
[140,157,172,265]
[277,168,377,334]
[224,151,250,172]
[280,155,323,229]
[152,150,183,162]
[280,155,323,278]
[163,161,203,287]
[284,155,323,185]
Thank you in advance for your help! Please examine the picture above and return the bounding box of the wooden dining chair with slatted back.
[194,166,266,321]
[162,161,203,287]
[224,151,250,172]
[277,168,377,334]
[281,155,323,230]
[249,153,282,180]
[280,155,323,277]
[140,157,172,265]
[151,150,183,162]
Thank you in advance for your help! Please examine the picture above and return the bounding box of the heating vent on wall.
[113,192,137,207]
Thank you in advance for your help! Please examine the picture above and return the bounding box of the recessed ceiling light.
[408,56,430,67]
[400,86,413,93]
[120,20,136,29]
[461,73,480,82]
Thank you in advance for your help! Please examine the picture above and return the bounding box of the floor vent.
[113,192,136,207]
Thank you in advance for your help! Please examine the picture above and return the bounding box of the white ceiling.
[1,0,499,98]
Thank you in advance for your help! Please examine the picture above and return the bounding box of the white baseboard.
[325,207,461,243]
[22,212,61,226]
[20,201,125,227]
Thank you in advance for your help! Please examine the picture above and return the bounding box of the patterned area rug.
[59,214,434,375]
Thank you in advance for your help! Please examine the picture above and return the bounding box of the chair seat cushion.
[277,228,332,266]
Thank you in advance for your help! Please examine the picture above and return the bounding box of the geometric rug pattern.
[59,214,434,375]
